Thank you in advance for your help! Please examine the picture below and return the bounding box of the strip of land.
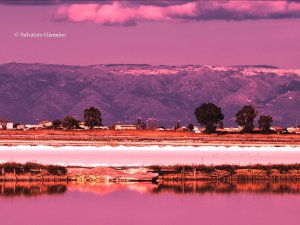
[2,163,300,183]
[0,130,300,146]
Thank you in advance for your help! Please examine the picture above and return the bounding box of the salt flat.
[1,145,300,166]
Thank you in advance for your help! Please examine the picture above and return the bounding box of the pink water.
[1,145,300,166]
[1,188,300,225]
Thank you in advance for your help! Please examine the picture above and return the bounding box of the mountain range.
[0,63,299,127]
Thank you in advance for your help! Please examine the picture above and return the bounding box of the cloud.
[0,0,195,5]
[196,1,300,20]
[52,1,300,25]
[53,1,197,25]
[3,1,300,25]
[0,0,101,5]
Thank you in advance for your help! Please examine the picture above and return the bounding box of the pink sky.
[1,1,300,68]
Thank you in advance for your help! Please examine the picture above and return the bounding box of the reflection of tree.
[2,182,300,198]
[0,183,67,198]
[151,181,300,194]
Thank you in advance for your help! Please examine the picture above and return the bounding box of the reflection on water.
[2,181,300,197]
[153,181,300,194]
[0,183,67,197]
[1,182,300,225]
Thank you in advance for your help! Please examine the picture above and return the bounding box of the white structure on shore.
[114,124,137,130]
[6,122,14,129]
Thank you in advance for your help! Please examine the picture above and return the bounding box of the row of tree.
[0,104,275,133]
[194,103,273,133]
[52,107,103,130]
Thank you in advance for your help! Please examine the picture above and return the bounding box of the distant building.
[25,125,35,129]
[94,126,109,130]
[193,126,205,133]
[38,120,52,128]
[25,124,43,129]
[17,124,25,130]
[270,126,284,133]
[78,122,87,129]
[287,127,300,134]
[114,124,137,130]
[6,122,14,130]
[176,127,188,132]
[223,127,242,132]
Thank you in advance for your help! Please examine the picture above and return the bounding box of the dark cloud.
[0,0,112,5]
[0,0,194,5]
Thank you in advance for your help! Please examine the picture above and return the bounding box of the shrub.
[46,165,67,175]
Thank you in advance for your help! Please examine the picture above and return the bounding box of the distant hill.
[0,63,299,127]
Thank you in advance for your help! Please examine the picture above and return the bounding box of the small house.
[270,126,284,134]
[6,122,14,129]
[114,124,137,130]
[17,124,25,130]
[38,120,53,128]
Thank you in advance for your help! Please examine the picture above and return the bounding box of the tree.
[258,115,273,134]
[0,119,8,130]
[236,105,257,133]
[194,103,224,133]
[52,120,62,130]
[175,120,181,130]
[136,118,146,130]
[187,123,194,131]
[84,107,102,129]
[62,116,79,130]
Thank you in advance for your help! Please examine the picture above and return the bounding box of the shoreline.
[1,140,300,147]
[2,163,300,183]
[0,130,299,147]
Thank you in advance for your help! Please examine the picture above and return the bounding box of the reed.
[0,162,67,175]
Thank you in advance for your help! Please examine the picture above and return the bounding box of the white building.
[114,124,137,130]
[6,122,14,129]
[17,124,25,130]
[38,120,53,128]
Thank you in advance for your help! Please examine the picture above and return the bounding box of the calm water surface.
[0,182,300,225]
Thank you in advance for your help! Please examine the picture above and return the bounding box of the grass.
[2,162,300,177]
[0,162,67,175]
[0,129,298,138]
[149,164,300,174]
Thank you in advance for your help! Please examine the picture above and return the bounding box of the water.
[1,182,300,225]
[1,145,300,166]
[1,145,300,225]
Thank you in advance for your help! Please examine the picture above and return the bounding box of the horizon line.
[2,61,299,70]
